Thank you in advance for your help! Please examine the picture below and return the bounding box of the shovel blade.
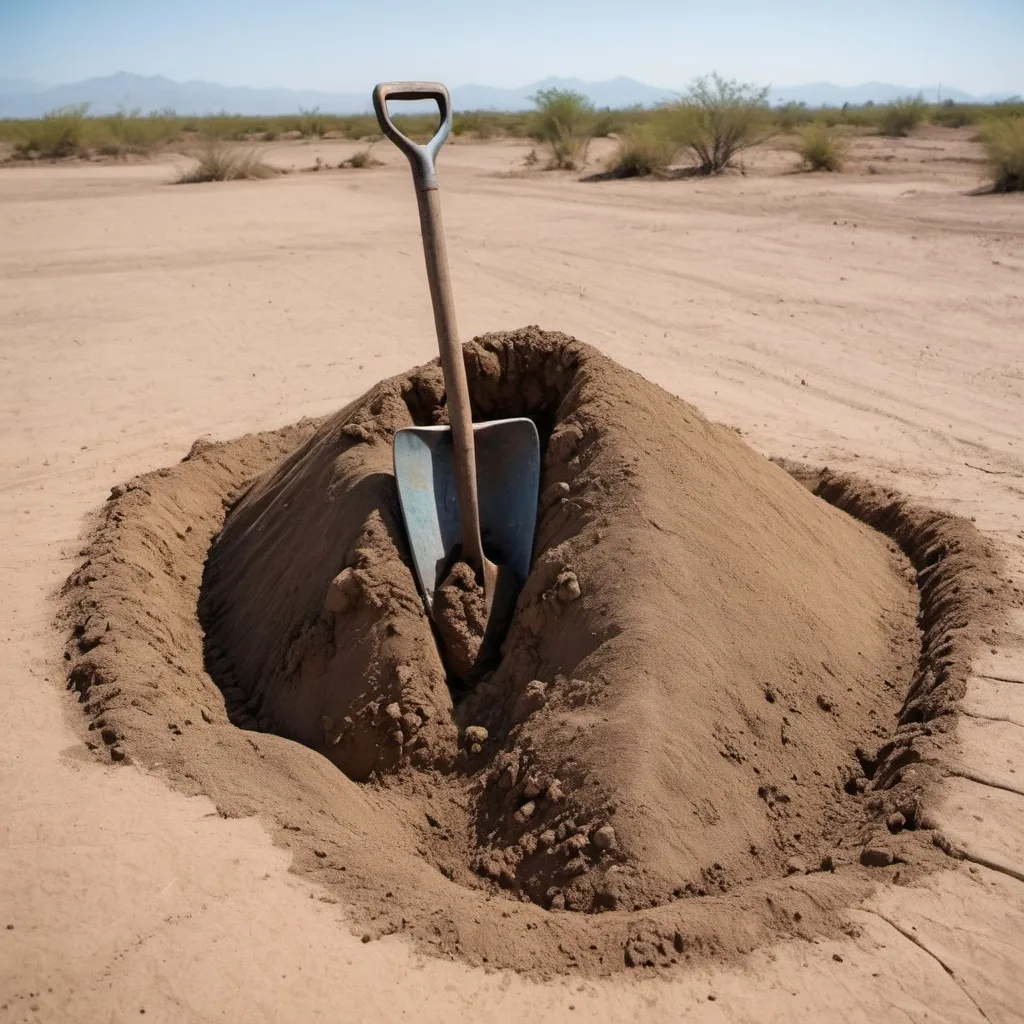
[393,417,540,613]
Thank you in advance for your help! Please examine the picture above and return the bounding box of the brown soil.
[432,561,491,684]
[60,328,1008,975]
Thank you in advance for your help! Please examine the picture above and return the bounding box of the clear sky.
[0,0,1020,94]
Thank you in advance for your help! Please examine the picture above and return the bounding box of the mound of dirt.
[199,327,920,913]
[60,326,1013,973]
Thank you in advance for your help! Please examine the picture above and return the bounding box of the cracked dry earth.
[3,136,1024,1023]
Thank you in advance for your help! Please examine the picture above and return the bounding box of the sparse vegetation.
[1,89,1020,184]
[659,73,771,175]
[932,100,979,128]
[453,110,530,139]
[14,103,90,158]
[97,108,177,156]
[878,95,927,137]
[299,107,327,138]
[796,123,847,171]
[344,145,383,169]
[175,143,280,183]
[608,122,677,177]
[530,88,594,170]
[774,102,813,131]
[980,117,1024,192]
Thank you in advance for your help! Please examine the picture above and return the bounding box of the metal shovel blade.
[393,417,540,613]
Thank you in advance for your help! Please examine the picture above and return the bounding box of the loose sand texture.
[59,327,1012,974]
[197,328,924,922]
[3,131,1024,1021]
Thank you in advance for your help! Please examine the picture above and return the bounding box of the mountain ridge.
[0,71,1017,118]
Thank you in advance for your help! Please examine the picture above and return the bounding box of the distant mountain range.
[0,72,1017,118]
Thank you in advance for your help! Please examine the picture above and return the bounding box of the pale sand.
[2,130,1023,1022]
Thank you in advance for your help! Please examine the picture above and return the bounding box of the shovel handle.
[373,82,487,580]
[371,82,451,190]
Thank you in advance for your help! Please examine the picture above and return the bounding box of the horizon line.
[4,70,1021,98]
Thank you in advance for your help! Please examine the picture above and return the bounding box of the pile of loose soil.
[60,327,1013,974]
[200,327,923,914]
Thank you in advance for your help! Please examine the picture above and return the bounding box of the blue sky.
[0,0,1020,93]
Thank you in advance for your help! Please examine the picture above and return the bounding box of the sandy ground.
[2,131,1023,1022]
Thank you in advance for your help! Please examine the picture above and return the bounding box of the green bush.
[15,103,89,158]
[661,73,771,175]
[980,117,1024,192]
[608,122,677,176]
[796,123,847,171]
[878,95,927,137]
[176,143,280,183]
[530,88,595,169]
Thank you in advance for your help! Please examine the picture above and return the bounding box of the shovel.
[372,81,540,647]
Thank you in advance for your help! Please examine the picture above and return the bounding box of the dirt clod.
[465,725,488,745]
[432,562,489,683]
[887,812,907,834]
[555,571,581,603]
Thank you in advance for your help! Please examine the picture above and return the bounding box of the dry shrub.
[608,122,677,177]
[14,103,89,158]
[980,117,1024,192]
[530,88,594,170]
[661,73,771,175]
[797,123,847,171]
[176,143,280,183]
[878,95,926,137]
[344,145,383,169]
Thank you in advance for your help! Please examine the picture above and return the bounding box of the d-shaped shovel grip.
[373,81,488,583]
[371,82,452,190]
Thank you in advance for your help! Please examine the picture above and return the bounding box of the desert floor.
[2,130,1023,1022]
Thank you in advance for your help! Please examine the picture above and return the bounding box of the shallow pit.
[60,327,1011,974]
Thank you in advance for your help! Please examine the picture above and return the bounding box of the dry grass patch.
[176,143,281,183]
[343,145,383,169]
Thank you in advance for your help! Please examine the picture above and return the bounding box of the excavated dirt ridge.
[61,328,1012,975]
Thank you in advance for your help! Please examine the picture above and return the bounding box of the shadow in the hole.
[201,469,405,734]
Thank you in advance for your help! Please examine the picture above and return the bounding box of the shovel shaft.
[413,187,486,576]
[372,82,486,578]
